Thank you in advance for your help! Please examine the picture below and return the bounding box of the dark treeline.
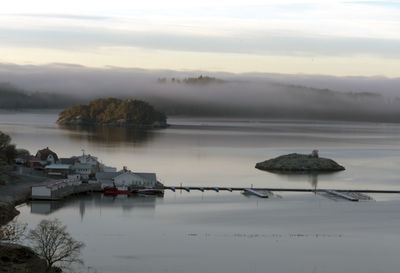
[0,83,80,109]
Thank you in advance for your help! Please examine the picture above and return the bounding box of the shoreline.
[0,168,55,225]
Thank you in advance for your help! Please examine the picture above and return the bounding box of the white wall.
[114,173,156,187]
[68,174,81,181]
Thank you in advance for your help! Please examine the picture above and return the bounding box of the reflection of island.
[60,125,157,145]
[310,174,318,189]
[270,172,343,190]
[30,193,158,218]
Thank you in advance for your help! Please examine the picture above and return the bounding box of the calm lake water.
[2,111,400,273]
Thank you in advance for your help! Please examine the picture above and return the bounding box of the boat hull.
[104,187,131,195]
[133,188,164,196]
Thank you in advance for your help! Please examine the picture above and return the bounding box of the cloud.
[346,1,400,8]
[0,1,399,76]
[0,27,400,58]
[15,13,111,21]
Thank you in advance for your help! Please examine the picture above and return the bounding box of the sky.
[1,0,400,77]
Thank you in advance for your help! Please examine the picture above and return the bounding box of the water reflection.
[30,193,158,218]
[31,200,65,215]
[268,172,340,189]
[59,125,158,145]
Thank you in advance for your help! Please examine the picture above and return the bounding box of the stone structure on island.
[255,150,345,173]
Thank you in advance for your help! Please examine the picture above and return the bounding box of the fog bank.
[1,63,400,122]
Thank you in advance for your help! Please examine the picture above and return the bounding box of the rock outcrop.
[255,153,345,173]
[0,243,59,273]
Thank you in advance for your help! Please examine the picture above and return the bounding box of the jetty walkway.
[163,186,400,201]
[31,181,400,202]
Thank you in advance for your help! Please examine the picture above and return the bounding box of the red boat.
[104,186,131,195]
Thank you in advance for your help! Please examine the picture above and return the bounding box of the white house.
[35,147,59,164]
[76,152,99,165]
[96,171,123,188]
[72,163,94,180]
[114,172,157,188]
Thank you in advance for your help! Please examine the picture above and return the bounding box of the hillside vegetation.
[0,83,78,109]
[57,98,167,127]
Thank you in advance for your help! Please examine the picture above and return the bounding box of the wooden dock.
[163,186,400,201]
[163,186,400,194]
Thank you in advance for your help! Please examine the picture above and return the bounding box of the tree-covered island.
[57,98,167,127]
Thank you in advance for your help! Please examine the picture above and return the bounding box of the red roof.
[35,147,59,162]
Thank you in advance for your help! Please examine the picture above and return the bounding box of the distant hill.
[57,98,167,128]
[0,83,78,109]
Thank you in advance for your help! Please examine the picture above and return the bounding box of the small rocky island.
[255,150,345,173]
[57,98,167,127]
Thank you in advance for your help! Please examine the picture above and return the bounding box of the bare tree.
[27,219,85,270]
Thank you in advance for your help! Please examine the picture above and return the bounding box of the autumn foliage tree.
[57,98,167,126]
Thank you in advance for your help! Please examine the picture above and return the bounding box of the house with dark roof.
[35,147,58,163]
[28,147,59,168]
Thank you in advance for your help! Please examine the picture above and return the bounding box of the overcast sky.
[1,0,400,76]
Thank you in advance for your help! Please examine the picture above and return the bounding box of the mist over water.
[1,63,400,122]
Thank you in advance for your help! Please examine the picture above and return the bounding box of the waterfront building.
[96,168,158,188]
[27,147,59,168]
[44,164,72,177]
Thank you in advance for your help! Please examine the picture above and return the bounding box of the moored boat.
[104,186,131,195]
[134,188,164,196]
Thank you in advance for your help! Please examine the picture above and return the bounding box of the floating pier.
[243,188,270,198]
[323,190,359,202]
[162,186,400,201]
